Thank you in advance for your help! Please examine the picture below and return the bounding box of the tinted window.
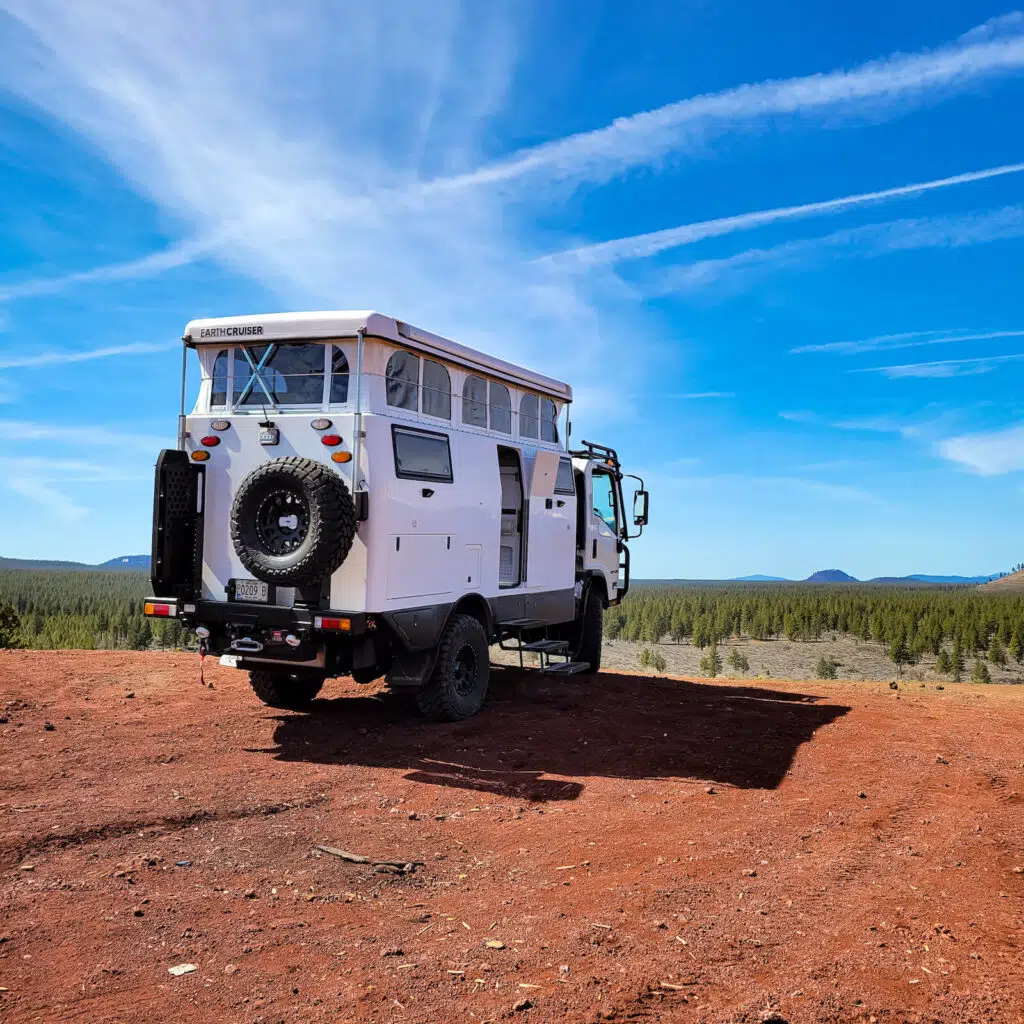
[555,458,575,495]
[541,397,559,442]
[386,350,419,410]
[519,393,538,439]
[489,382,511,433]
[330,347,349,404]
[211,349,230,407]
[237,343,325,406]
[592,470,618,530]
[462,375,488,427]
[393,426,453,482]
[422,359,451,419]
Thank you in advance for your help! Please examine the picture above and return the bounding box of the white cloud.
[418,14,1024,195]
[544,163,1024,267]
[0,419,169,451]
[0,238,209,303]
[0,341,173,370]
[938,424,1024,474]
[792,328,1024,355]
[675,391,735,399]
[852,352,1024,379]
[0,455,148,482]
[653,206,1024,295]
[5,477,87,521]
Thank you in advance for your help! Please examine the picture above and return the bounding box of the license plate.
[259,428,279,446]
[234,579,269,603]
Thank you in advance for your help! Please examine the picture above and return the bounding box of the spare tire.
[231,456,356,586]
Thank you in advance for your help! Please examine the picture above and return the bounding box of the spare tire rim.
[254,487,311,556]
[452,643,478,696]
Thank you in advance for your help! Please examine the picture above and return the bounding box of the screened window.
[392,426,453,482]
[422,359,451,419]
[541,397,559,442]
[462,375,488,427]
[330,347,349,404]
[211,350,230,407]
[237,343,325,406]
[386,350,419,410]
[555,458,576,495]
[489,382,511,433]
[519,393,538,439]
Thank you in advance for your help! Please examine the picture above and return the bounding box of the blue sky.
[2,1,1024,579]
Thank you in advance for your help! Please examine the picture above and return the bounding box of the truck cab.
[146,311,648,721]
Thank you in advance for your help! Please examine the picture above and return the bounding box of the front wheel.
[416,614,490,722]
[573,585,604,672]
[248,670,325,710]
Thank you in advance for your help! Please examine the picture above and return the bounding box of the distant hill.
[871,573,999,585]
[0,555,149,572]
[731,574,790,582]
[805,569,858,583]
[981,570,1024,592]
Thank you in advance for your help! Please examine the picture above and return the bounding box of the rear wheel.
[573,585,604,672]
[416,614,490,722]
[248,670,325,710]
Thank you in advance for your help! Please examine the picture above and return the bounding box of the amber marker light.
[191,451,210,462]
[331,451,352,464]
[144,601,175,617]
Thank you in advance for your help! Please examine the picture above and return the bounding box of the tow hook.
[230,636,264,653]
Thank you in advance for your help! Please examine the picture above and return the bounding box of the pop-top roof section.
[183,310,571,400]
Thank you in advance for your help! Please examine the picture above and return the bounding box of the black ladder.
[497,619,590,676]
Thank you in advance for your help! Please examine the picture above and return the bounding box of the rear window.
[392,426,453,482]
[555,458,575,495]
[236,344,325,406]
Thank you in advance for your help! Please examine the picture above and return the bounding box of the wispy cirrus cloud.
[0,238,210,303]
[0,419,169,451]
[5,477,87,521]
[0,341,173,370]
[544,163,1024,267]
[675,391,735,399]
[790,328,1024,355]
[938,423,1024,474]
[421,14,1024,195]
[852,352,1024,379]
[652,205,1024,295]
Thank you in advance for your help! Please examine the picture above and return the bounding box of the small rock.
[292,986,299,995]
[743,869,757,877]
[936,685,944,690]
[244,889,258,899]
[381,948,403,957]
[18,864,34,872]
[760,1012,788,1024]
[125,692,135,699]
[705,786,716,795]
[175,861,193,868]
[889,681,898,690]
[513,997,533,1011]
[858,792,867,799]
[408,811,419,820]
[224,964,238,974]
[133,908,144,917]
[168,963,197,977]
[485,939,505,949]
[1013,867,1023,874]
[43,721,56,731]
[936,756,949,765]
[0,716,8,724]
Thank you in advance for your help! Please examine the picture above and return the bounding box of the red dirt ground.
[1,651,1023,1024]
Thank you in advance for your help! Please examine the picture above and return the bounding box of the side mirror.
[633,489,649,527]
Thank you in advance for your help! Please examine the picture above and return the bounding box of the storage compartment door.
[386,534,454,600]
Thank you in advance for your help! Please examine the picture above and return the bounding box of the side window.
[392,426,453,482]
[519,393,538,439]
[386,350,419,410]
[237,343,325,406]
[462,375,488,427]
[592,470,618,530]
[555,458,575,495]
[489,382,511,433]
[211,349,230,407]
[422,359,451,419]
[330,347,349,404]
[541,397,559,442]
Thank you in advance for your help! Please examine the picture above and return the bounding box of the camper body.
[147,311,648,719]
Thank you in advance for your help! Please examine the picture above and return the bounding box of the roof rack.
[570,439,621,474]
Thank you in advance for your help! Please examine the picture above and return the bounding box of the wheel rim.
[452,643,478,696]
[254,486,310,556]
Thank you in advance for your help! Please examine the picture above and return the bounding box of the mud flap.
[385,648,437,690]
[151,449,205,599]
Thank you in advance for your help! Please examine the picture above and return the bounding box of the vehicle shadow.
[260,668,850,802]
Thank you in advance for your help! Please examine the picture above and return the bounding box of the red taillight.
[320,434,341,447]
[314,615,351,631]
[144,601,175,617]
[200,435,220,447]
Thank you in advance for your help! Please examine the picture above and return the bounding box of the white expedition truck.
[145,311,648,721]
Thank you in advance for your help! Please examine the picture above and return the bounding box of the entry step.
[499,617,548,629]
[521,639,570,654]
[544,661,591,676]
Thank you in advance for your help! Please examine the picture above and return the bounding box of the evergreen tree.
[972,659,991,683]
[0,601,22,648]
[988,634,1007,666]
[699,642,722,678]
[951,639,965,682]
[935,649,952,675]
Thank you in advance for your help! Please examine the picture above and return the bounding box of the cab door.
[581,463,622,598]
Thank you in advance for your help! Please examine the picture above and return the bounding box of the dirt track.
[1,651,1023,1023]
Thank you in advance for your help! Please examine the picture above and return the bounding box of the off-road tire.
[415,614,490,722]
[231,457,356,587]
[248,669,325,709]
[573,585,604,672]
